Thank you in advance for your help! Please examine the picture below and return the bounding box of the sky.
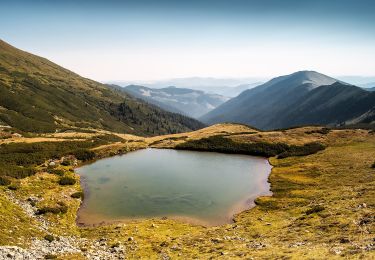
[1,0,375,82]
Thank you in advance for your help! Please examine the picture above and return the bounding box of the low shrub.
[44,234,54,243]
[0,176,11,186]
[47,168,64,176]
[36,202,68,215]
[58,176,76,185]
[44,254,57,259]
[372,162,375,168]
[72,149,96,161]
[70,191,84,199]
[277,142,325,159]
[305,205,325,215]
[61,159,72,166]
[0,165,36,179]
[8,183,19,190]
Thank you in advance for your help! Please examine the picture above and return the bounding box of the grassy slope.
[0,40,204,135]
[0,124,374,259]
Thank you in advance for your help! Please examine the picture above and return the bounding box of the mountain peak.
[286,70,337,88]
[200,71,373,130]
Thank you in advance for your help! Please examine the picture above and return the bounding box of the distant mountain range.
[201,71,375,129]
[108,78,265,97]
[0,40,204,135]
[361,83,375,91]
[110,85,229,118]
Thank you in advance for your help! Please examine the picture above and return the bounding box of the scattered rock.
[248,242,267,249]
[170,245,181,251]
[330,247,343,255]
[49,162,56,167]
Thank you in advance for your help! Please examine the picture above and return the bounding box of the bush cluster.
[175,135,325,159]
[0,176,11,186]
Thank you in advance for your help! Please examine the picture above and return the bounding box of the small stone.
[211,238,223,243]
[128,237,134,241]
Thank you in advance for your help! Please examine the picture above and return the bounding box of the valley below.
[0,123,374,259]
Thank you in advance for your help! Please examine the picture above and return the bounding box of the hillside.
[0,40,204,135]
[201,71,375,129]
[113,85,229,118]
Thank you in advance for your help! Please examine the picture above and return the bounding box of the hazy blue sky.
[1,0,375,81]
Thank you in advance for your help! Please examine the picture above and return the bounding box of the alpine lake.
[76,148,272,226]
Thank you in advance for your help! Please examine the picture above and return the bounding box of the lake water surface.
[76,148,271,226]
